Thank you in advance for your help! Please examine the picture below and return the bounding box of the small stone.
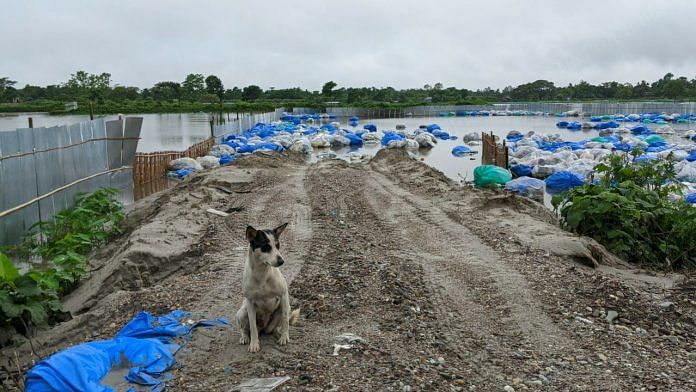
[606,311,618,323]
[403,385,411,392]
[575,316,593,324]
[597,353,608,362]
[688,352,696,361]
[504,386,515,392]
[659,301,675,309]
[526,380,543,386]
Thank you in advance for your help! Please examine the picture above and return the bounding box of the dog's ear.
[246,226,257,242]
[274,223,289,236]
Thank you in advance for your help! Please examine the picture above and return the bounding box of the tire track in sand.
[363,170,569,356]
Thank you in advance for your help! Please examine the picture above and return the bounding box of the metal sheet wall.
[0,117,142,245]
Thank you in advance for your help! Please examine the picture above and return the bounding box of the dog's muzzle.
[275,256,284,266]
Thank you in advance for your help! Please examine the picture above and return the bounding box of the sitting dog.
[236,223,300,352]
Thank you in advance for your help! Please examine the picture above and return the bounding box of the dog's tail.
[289,308,301,325]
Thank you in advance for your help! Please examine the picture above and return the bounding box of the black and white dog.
[236,223,299,352]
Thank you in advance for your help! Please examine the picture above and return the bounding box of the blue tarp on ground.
[25,310,229,392]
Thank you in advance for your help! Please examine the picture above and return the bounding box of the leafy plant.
[0,188,124,338]
[553,150,696,269]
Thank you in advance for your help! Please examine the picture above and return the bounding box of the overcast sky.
[3,0,696,91]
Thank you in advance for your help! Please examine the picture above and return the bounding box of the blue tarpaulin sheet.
[25,310,229,392]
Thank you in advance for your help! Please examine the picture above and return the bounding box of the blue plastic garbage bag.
[687,151,696,162]
[451,146,477,156]
[363,124,377,132]
[343,132,363,145]
[381,132,405,146]
[545,171,585,194]
[349,120,359,127]
[567,121,582,130]
[630,125,650,135]
[426,124,441,132]
[219,155,234,165]
[510,164,533,177]
[431,129,451,140]
[506,132,524,142]
[349,116,359,122]
[175,168,192,179]
[686,193,696,204]
[556,121,569,128]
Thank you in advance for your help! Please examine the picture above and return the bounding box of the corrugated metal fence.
[294,102,696,118]
[211,108,285,139]
[0,117,143,245]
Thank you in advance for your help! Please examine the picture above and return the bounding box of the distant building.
[65,101,78,111]
[424,96,433,103]
[325,101,340,106]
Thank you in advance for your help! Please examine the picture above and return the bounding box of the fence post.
[28,117,33,128]
[88,101,94,120]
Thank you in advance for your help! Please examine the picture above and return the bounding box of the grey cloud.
[2,0,695,90]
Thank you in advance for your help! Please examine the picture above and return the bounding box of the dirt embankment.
[3,150,695,391]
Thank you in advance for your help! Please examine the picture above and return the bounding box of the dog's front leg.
[246,300,260,352]
[278,293,290,345]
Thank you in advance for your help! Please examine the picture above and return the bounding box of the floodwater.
[341,116,694,183]
[1,112,693,181]
[0,112,213,152]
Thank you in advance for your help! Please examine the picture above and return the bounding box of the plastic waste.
[677,163,696,182]
[451,145,477,156]
[473,165,512,188]
[168,157,202,172]
[505,176,545,202]
[196,156,220,169]
[414,132,437,148]
[208,144,236,158]
[219,154,234,165]
[685,193,696,204]
[510,164,533,177]
[289,138,313,154]
[545,171,585,194]
[25,310,229,392]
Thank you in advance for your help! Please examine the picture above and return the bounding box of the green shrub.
[552,151,696,270]
[0,188,124,333]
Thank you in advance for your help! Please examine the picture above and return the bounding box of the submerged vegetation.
[553,151,696,270]
[0,189,124,337]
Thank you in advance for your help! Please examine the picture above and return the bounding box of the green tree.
[151,81,181,100]
[181,73,205,100]
[321,81,337,96]
[0,77,17,101]
[205,75,224,102]
[63,71,112,101]
[241,85,263,101]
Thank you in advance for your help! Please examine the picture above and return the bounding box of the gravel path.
[3,150,695,391]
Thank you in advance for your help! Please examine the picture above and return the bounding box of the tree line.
[2,72,696,110]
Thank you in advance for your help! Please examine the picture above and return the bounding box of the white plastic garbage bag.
[208,144,236,157]
[168,157,203,171]
[196,156,220,169]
